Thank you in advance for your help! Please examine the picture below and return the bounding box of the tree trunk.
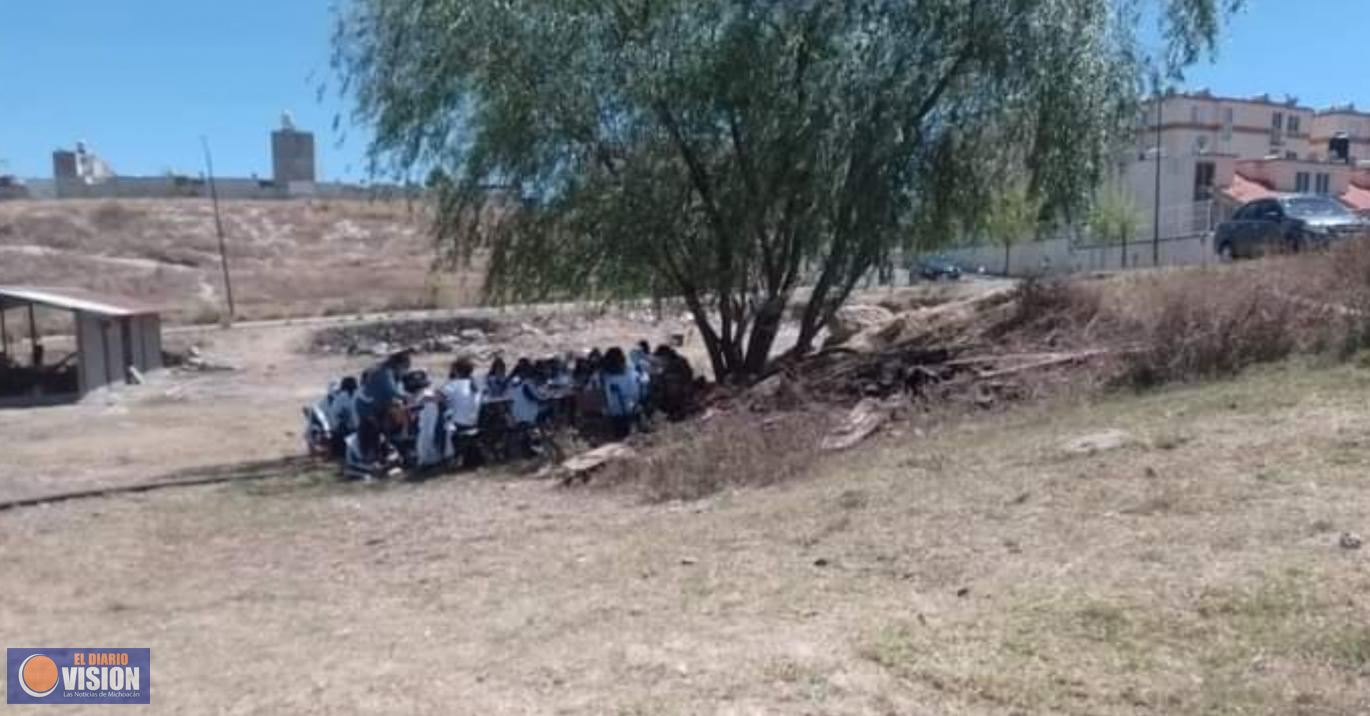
[741,295,787,377]
[1003,243,1011,276]
[680,290,730,381]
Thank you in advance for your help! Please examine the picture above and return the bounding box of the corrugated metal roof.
[0,286,160,317]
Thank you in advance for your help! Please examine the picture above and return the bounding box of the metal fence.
[914,200,1222,278]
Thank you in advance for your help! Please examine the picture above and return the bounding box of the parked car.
[914,255,963,281]
[1214,195,1368,261]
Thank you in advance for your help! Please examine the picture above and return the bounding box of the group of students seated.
[303,341,697,480]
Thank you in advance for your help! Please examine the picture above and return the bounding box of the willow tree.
[333,0,1237,380]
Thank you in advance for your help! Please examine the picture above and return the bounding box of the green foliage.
[985,183,1043,269]
[333,0,1238,379]
[1089,183,1143,246]
[982,182,1042,274]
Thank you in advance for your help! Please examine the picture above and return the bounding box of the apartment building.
[1125,91,1370,235]
[1137,90,1314,162]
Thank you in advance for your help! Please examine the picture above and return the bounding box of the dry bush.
[6,212,92,250]
[1002,246,1370,390]
[90,201,142,232]
[1115,271,1305,388]
[605,410,829,502]
[1104,244,1370,388]
[1002,277,1106,342]
[186,302,223,326]
[1314,239,1370,355]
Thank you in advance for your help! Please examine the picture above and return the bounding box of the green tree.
[333,0,1237,380]
[983,183,1043,276]
[1090,183,1143,266]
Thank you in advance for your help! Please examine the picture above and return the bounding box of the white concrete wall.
[47,177,385,202]
[934,233,1215,278]
[1124,158,1229,237]
[55,176,287,200]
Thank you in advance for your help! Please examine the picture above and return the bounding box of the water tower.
[271,111,316,188]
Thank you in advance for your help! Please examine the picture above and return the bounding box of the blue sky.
[1181,0,1370,106]
[0,1,363,181]
[0,1,1367,182]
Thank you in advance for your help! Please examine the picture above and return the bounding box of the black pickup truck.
[1214,195,1367,261]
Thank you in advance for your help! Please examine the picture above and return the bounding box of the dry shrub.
[611,410,828,502]
[1007,277,1105,339]
[186,302,223,326]
[1001,246,1370,391]
[1116,271,1305,388]
[91,201,141,231]
[1317,239,1370,354]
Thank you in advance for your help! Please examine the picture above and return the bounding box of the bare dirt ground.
[2,263,1370,713]
[0,303,696,506]
[4,352,1370,713]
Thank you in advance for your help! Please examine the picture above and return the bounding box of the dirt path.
[0,244,203,272]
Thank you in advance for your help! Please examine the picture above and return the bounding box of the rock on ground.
[1062,429,1133,456]
[542,443,638,485]
[822,399,892,452]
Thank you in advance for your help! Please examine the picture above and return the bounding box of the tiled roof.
[1220,173,1279,205]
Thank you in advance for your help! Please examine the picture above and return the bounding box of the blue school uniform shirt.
[357,366,402,420]
[602,370,641,417]
[509,378,544,426]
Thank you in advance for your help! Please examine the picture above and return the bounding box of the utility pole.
[1152,87,1163,268]
[201,137,235,325]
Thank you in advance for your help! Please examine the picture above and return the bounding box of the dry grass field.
[4,357,1370,714]
[0,198,481,323]
[7,231,1370,713]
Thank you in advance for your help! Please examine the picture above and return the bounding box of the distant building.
[271,112,316,192]
[52,141,115,185]
[36,116,400,202]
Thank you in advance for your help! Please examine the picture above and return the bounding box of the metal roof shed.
[0,286,163,404]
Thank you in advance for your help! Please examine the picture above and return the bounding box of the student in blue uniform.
[600,347,642,441]
[353,351,411,468]
[499,358,548,458]
[484,356,509,398]
[327,376,360,457]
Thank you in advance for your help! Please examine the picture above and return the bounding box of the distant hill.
[0,199,480,323]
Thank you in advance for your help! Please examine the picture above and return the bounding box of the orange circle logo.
[19,654,59,698]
